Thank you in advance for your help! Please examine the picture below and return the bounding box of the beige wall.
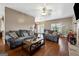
[0,18,1,32]
[38,17,73,33]
[5,7,35,31]
[45,17,73,29]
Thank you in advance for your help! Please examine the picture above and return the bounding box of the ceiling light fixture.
[41,6,48,16]
[41,4,52,16]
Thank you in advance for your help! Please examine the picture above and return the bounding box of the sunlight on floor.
[69,43,79,56]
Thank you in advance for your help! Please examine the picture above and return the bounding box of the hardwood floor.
[0,37,5,53]
[5,37,69,56]
[33,37,69,56]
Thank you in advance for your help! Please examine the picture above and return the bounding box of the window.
[78,23,79,29]
[38,24,44,33]
[51,23,62,33]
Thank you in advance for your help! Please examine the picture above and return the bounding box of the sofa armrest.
[6,38,16,48]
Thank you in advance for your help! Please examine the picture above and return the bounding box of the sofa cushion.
[5,35,12,40]
[5,34,15,45]
[29,30,34,36]
[19,30,27,37]
[9,32,18,39]
[26,35,34,39]
[16,31,21,37]
[15,37,27,42]
[5,34,14,43]
[46,34,59,43]
[14,37,27,46]
[23,32,29,37]
[52,32,58,36]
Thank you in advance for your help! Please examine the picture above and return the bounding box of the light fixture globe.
[41,7,48,16]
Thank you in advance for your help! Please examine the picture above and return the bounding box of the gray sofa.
[44,29,59,43]
[45,34,59,43]
[5,30,34,49]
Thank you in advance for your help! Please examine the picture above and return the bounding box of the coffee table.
[22,38,44,55]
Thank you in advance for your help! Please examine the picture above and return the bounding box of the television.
[73,3,79,20]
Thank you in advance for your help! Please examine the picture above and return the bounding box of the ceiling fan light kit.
[40,4,52,16]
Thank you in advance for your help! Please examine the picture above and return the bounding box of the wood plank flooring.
[0,37,5,53]
[6,37,69,56]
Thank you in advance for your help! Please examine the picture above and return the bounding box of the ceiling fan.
[41,4,52,16]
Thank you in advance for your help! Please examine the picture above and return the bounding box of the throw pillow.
[9,32,18,39]
[23,32,29,37]
[5,35,12,40]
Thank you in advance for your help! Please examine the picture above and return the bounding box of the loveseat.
[44,29,59,43]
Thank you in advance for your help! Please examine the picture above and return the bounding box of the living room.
[0,3,79,56]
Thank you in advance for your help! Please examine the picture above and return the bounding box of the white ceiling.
[0,3,74,22]
[0,4,4,18]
